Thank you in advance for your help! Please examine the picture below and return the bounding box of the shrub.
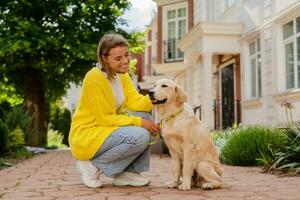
[0,120,9,155]
[49,103,71,146]
[212,126,239,155]
[221,126,287,166]
[3,106,32,144]
[13,147,33,159]
[0,101,11,120]
[6,126,25,152]
[47,129,67,149]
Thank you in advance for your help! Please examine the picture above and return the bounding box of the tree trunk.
[24,68,47,146]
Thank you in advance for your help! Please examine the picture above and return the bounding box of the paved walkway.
[0,150,299,200]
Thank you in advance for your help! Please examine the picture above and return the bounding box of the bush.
[49,103,71,146]
[0,101,11,120]
[212,126,239,155]
[7,126,25,152]
[3,106,32,144]
[0,120,9,155]
[47,129,67,149]
[221,126,287,166]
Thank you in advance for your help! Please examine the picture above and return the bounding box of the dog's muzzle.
[149,90,167,105]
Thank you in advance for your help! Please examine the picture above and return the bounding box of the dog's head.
[149,79,187,106]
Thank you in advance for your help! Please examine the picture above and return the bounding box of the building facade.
[141,0,300,129]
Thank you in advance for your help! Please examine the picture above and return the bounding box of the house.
[139,0,300,129]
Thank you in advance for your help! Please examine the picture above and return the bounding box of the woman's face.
[103,46,131,73]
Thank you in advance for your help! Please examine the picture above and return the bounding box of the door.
[221,64,235,129]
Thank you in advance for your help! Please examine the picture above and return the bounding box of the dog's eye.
[162,84,168,88]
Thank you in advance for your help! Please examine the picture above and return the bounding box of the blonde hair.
[97,33,129,79]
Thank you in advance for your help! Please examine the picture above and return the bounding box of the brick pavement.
[0,149,299,200]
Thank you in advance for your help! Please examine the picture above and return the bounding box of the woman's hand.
[141,119,160,134]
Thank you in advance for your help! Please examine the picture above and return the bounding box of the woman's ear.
[175,86,187,106]
[102,55,109,63]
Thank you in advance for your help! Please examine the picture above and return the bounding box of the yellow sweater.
[69,67,153,160]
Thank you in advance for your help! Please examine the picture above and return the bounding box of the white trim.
[242,2,300,39]
[162,1,188,62]
[248,37,262,99]
[162,1,188,41]
[242,98,263,109]
[156,0,186,6]
[178,22,244,52]
[273,89,300,102]
[152,61,185,75]
[282,16,300,90]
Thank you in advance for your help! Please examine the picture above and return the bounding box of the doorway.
[221,64,235,129]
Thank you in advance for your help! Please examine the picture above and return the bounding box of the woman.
[69,33,160,188]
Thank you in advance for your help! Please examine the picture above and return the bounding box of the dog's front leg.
[178,149,194,191]
[164,151,181,188]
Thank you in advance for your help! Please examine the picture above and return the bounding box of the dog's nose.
[149,90,155,100]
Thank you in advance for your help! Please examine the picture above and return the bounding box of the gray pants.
[91,112,152,178]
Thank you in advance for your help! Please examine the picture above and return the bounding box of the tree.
[0,0,131,146]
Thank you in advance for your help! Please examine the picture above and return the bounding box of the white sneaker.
[76,160,103,188]
[113,171,150,186]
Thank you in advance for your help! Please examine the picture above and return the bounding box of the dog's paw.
[178,183,191,191]
[201,183,214,190]
[164,181,178,188]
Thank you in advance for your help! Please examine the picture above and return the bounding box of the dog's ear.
[175,86,187,106]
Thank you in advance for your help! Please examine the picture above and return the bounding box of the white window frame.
[225,0,236,9]
[283,16,300,90]
[249,38,262,98]
[163,2,188,62]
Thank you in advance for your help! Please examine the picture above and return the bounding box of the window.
[249,38,262,98]
[165,7,187,62]
[225,0,236,8]
[283,16,300,89]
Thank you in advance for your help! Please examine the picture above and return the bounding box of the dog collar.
[160,108,184,128]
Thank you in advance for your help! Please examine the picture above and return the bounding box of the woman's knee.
[131,127,150,149]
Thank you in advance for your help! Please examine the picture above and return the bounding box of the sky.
[121,0,156,32]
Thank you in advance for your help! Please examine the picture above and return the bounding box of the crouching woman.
[69,33,160,188]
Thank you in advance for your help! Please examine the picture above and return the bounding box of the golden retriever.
[149,79,223,191]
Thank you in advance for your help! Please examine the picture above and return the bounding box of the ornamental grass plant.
[221,126,287,166]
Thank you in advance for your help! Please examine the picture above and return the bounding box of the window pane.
[226,0,235,8]
[178,19,186,39]
[298,37,300,88]
[178,8,186,17]
[167,21,175,60]
[168,21,175,39]
[167,10,176,19]
[251,59,257,97]
[283,21,294,40]
[285,42,294,89]
[257,38,260,52]
[167,40,176,60]
[249,41,255,55]
[297,17,300,33]
[257,54,262,97]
